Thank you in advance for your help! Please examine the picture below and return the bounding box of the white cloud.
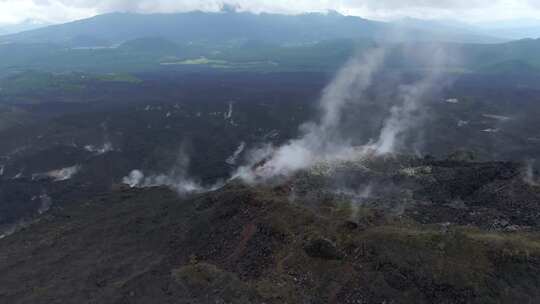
[0,0,94,24]
[0,0,539,25]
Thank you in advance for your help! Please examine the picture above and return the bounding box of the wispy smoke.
[0,193,52,240]
[338,184,373,221]
[371,74,442,155]
[46,165,81,181]
[524,159,539,186]
[84,142,114,155]
[233,45,449,183]
[37,193,52,214]
[233,48,386,183]
[224,101,234,120]
[226,141,246,165]
[32,165,81,182]
[124,170,204,194]
[120,45,450,193]
[122,149,219,194]
[0,219,32,240]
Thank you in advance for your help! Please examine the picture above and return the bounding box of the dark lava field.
[1,70,540,303]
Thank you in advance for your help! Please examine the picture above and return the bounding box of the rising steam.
[233,48,386,183]
[122,148,220,194]
[371,73,442,154]
[123,169,204,194]
[233,45,448,183]
[524,159,539,186]
[123,45,450,193]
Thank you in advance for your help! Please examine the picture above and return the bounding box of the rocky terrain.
[1,65,540,304]
[1,155,540,303]
[2,70,540,237]
[2,8,540,303]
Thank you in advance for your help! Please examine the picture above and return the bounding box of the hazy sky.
[0,0,539,25]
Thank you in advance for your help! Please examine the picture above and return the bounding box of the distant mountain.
[0,19,51,35]
[478,60,540,75]
[0,11,501,47]
[486,27,540,40]
[473,19,540,40]
[1,12,540,74]
[460,38,540,70]
[393,18,507,43]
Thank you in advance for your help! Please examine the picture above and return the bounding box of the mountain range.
[0,11,539,76]
[0,11,504,47]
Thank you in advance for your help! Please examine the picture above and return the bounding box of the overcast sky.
[0,0,539,25]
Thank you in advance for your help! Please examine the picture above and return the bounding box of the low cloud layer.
[1,0,540,24]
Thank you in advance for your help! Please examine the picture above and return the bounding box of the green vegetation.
[0,71,86,95]
[0,71,143,102]
[1,36,540,74]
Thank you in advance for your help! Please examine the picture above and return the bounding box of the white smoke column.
[148,150,205,194]
[372,77,434,154]
[525,159,539,186]
[372,46,449,155]
[234,44,452,183]
[234,48,386,183]
[319,49,386,134]
[123,170,144,187]
[224,102,234,120]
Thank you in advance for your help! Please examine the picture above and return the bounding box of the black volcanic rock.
[1,161,540,303]
[304,238,343,260]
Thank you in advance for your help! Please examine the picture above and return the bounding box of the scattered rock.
[448,150,476,162]
[304,238,343,260]
[343,220,359,230]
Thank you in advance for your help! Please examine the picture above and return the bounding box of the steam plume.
[371,72,442,155]
[525,159,539,186]
[234,48,386,183]
[234,45,449,183]
[122,148,219,194]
